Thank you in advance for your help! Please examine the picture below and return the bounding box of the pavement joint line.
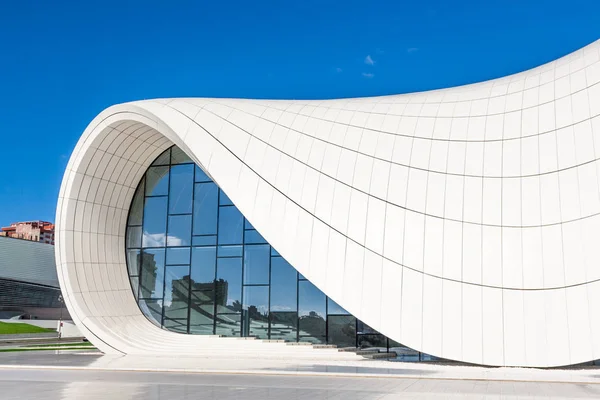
[0,364,599,385]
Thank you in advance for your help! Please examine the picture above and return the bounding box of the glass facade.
[125,146,434,359]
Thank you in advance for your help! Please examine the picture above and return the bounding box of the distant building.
[0,221,55,245]
[0,236,68,320]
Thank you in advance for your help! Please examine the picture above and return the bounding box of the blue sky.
[0,0,598,226]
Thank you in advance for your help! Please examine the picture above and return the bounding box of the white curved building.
[56,40,600,367]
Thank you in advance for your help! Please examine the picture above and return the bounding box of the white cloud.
[362,72,374,78]
[335,67,343,73]
[364,55,375,65]
[407,47,419,53]
[142,232,184,247]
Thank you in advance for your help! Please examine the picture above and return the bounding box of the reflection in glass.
[193,183,218,235]
[128,178,145,226]
[218,206,243,244]
[192,235,217,246]
[142,197,167,247]
[357,320,379,334]
[298,280,326,343]
[190,290,215,327]
[127,226,142,249]
[217,245,243,258]
[244,229,267,244]
[126,145,432,361]
[327,298,349,315]
[151,148,171,166]
[270,257,297,312]
[166,247,191,265]
[138,298,163,326]
[215,313,241,336]
[191,247,216,284]
[171,146,193,164]
[195,165,211,183]
[244,245,270,285]
[270,311,297,341]
[126,249,141,276]
[169,164,193,214]
[139,249,164,298]
[216,258,242,309]
[163,265,190,329]
[328,315,356,348]
[242,285,269,338]
[145,166,169,196]
[219,190,233,206]
[167,215,192,246]
[130,276,139,300]
[357,334,387,350]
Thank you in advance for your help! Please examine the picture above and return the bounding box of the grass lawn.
[0,321,56,334]
[22,342,93,348]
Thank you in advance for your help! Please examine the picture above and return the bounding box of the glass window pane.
[357,334,387,350]
[139,249,165,298]
[163,265,190,323]
[128,178,145,226]
[270,311,297,342]
[298,280,326,343]
[138,298,163,326]
[244,245,270,285]
[327,298,349,315]
[127,249,141,276]
[169,164,194,214]
[215,314,241,337]
[127,226,142,249]
[242,286,269,339]
[191,246,216,285]
[151,148,171,166]
[195,165,211,183]
[357,320,379,334]
[142,197,167,247]
[217,207,243,245]
[145,166,169,196]
[166,247,191,265]
[163,318,188,333]
[193,183,218,235]
[244,229,267,244]
[218,245,242,257]
[271,248,280,257]
[171,146,193,164]
[214,278,232,314]
[190,290,215,327]
[167,215,192,246]
[216,258,242,311]
[219,190,233,206]
[130,276,139,300]
[327,315,356,348]
[244,220,254,230]
[189,324,214,334]
[270,257,297,312]
[192,235,217,246]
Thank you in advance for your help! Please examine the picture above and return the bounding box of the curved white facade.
[56,40,600,367]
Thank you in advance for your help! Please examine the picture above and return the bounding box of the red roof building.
[0,221,55,245]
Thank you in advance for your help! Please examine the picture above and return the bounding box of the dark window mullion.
[186,163,197,334]
[159,161,172,328]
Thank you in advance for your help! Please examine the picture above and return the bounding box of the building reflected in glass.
[126,146,432,358]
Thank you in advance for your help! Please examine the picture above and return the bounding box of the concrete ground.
[2,351,600,399]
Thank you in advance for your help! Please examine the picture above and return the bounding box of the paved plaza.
[1,351,600,399]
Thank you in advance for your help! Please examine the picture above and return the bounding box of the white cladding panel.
[56,40,600,367]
